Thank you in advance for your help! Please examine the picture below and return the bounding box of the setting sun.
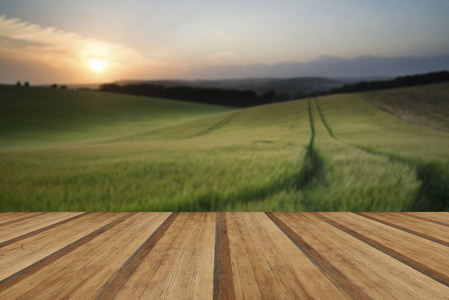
[88,58,107,73]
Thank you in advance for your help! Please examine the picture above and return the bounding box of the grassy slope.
[1,83,449,211]
[316,93,449,210]
[0,98,311,211]
[0,85,231,146]
[301,99,419,211]
[361,82,449,132]
[317,93,449,160]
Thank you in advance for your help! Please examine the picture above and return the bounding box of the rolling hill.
[0,85,231,146]
[1,82,448,211]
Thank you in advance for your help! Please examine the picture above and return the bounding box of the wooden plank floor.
[0,212,448,299]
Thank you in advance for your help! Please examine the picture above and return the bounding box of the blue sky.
[1,0,449,83]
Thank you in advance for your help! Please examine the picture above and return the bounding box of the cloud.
[208,51,234,64]
[0,35,48,49]
[0,15,185,83]
[215,30,232,43]
[181,55,449,79]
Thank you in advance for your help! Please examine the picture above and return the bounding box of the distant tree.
[260,90,274,102]
[24,81,29,87]
[16,81,21,87]
[60,85,67,89]
[294,92,307,99]
[260,90,283,103]
[279,92,290,101]
[51,84,58,88]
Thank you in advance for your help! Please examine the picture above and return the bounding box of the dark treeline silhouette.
[16,81,30,87]
[308,71,449,97]
[99,71,449,107]
[99,83,287,107]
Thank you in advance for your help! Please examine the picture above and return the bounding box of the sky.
[1,0,449,84]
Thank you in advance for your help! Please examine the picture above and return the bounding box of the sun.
[88,58,107,73]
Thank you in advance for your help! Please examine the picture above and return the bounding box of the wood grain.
[356,212,449,246]
[0,212,448,299]
[317,212,449,288]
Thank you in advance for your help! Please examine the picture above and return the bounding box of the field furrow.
[315,95,449,211]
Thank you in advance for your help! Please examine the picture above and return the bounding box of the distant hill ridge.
[102,71,449,107]
[114,77,345,96]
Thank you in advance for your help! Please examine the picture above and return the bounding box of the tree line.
[308,71,449,97]
[99,83,288,107]
[98,71,449,107]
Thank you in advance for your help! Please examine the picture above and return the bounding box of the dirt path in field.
[191,112,241,137]
[296,99,324,187]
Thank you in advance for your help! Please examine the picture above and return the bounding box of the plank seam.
[0,213,91,249]
[316,213,449,288]
[355,212,449,247]
[94,212,179,300]
[0,213,131,293]
[0,213,46,227]
[266,212,369,300]
[403,213,449,228]
[213,212,236,300]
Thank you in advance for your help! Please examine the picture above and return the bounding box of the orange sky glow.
[1,1,449,84]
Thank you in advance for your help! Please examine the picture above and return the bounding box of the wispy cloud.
[208,51,234,64]
[215,30,232,43]
[0,15,185,83]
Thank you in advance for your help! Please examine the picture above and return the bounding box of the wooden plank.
[226,212,263,300]
[230,213,286,299]
[186,213,216,300]
[405,212,449,227]
[94,212,178,299]
[114,213,194,299]
[164,213,215,300]
[66,213,171,299]
[267,213,369,299]
[316,213,449,292]
[0,213,170,299]
[277,213,449,299]
[357,212,449,246]
[247,213,346,299]
[0,213,44,226]
[213,212,235,300]
[0,213,125,283]
[0,213,89,248]
[0,212,85,243]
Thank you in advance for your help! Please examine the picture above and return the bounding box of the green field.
[1,83,448,211]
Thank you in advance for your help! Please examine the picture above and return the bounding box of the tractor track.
[190,112,241,138]
[314,98,449,211]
